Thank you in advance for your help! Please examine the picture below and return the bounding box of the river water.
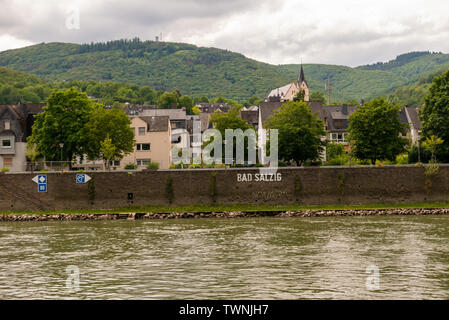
[0,215,448,299]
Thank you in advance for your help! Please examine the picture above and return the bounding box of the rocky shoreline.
[1,208,449,222]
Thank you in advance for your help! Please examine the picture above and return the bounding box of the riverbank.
[1,204,449,222]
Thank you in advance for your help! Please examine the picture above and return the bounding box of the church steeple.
[298,63,306,86]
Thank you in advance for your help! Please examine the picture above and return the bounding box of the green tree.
[158,91,179,109]
[266,101,326,165]
[199,96,209,103]
[208,106,253,164]
[294,90,305,102]
[100,134,117,171]
[192,105,202,115]
[348,98,408,164]
[29,88,96,162]
[83,107,135,161]
[178,95,194,114]
[420,69,449,162]
[310,91,326,104]
[422,135,444,163]
[138,86,157,104]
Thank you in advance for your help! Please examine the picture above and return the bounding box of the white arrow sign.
[32,175,47,184]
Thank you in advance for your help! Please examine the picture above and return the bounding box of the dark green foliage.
[358,51,437,71]
[3,41,449,103]
[124,163,137,170]
[294,175,302,197]
[146,162,159,170]
[87,178,95,203]
[420,69,449,162]
[158,91,179,109]
[388,69,446,107]
[83,107,135,161]
[210,172,217,203]
[326,143,345,160]
[29,88,96,162]
[337,173,345,197]
[208,106,254,164]
[310,91,326,104]
[166,177,174,204]
[348,98,408,164]
[408,144,432,163]
[266,101,326,165]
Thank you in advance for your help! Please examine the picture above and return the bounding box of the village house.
[195,103,232,113]
[119,116,172,169]
[0,103,44,172]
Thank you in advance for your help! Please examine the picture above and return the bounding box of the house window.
[5,121,10,130]
[136,143,150,151]
[138,127,146,135]
[109,160,120,167]
[1,139,11,148]
[171,122,177,129]
[3,157,12,167]
[136,159,150,166]
[330,133,347,143]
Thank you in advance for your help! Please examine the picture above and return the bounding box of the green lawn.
[1,203,449,215]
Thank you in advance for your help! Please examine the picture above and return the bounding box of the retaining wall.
[0,165,448,211]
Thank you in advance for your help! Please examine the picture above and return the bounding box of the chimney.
[342,104,348,115]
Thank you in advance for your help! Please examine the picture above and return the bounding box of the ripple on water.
[0,215,448,299]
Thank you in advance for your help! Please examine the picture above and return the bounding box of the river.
[0,215,448,299]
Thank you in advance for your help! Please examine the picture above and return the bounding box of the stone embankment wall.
[0,165,448,212]
[1,208,448,222]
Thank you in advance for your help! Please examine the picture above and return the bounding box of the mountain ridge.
[1,39,448,103]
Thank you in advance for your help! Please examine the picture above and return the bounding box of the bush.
[146,162,159,170]
[395,154,408,165]
[375,159,395,166]
[324,156,348,166]
[408,144,431,163]
[327,143,345,160]
[188,164,201,169]
[124,163,137,170]
[1,167,10,172]
[170,162,187,169]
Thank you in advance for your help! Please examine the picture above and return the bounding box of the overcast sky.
[1,0,449,67]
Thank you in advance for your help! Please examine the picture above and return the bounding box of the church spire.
[298,63,306,86]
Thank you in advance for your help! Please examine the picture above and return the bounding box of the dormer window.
[2,139,11,148]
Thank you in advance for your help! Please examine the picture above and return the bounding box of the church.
[266,64,309,102]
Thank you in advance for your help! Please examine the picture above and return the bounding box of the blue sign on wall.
[32,174,47,193]
[76,174,85,184]
[76,173,91,184]
[38,184,47,193]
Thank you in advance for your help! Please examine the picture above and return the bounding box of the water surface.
[0,215,448,299]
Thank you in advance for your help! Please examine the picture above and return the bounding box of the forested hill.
[1,38,449,103]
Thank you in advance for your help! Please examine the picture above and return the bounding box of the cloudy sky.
[1,0,449,66]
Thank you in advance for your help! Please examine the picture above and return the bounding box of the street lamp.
[59,143,64,171]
